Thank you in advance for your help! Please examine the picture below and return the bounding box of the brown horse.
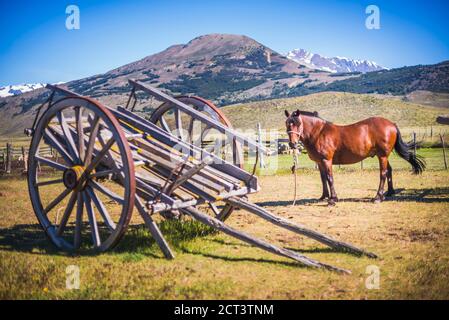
[284,110,426,205]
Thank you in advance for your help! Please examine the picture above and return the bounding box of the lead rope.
[291,148,299,206]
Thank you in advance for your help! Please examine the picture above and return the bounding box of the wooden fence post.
[22,146,28,173]
[360,160,364,170]
[256,123,265,168]
[440,134,448,170]
[6,143,12,174]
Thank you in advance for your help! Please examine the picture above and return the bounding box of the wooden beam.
[226,197,378,258]
[182,206,350,273]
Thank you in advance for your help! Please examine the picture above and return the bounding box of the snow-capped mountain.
[0,83,45,98]
[287,49,386,73]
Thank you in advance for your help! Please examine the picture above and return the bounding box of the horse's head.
[284,109,303,149]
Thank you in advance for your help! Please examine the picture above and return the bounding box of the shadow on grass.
[256,187,449,207]
[205,238,341,255]
[0,219,217,258]
[178,246,309,269]
[0,218,354,269]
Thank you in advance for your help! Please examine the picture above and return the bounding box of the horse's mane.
[295,110,319,117]
[291,109,331,124]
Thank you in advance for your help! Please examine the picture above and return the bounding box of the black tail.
[394,125,426,174]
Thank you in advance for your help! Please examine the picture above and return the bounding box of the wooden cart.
[25,79,376,273]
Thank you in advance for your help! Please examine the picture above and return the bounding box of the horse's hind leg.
[318,163,330,200]
[374,156,388,203]
[322,160,338,206]
[385,162,395,196]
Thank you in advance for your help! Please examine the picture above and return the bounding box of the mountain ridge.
[287,48,386,73]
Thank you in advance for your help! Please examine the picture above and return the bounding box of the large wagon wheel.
[150,96,243,221]
[27,97,135,252]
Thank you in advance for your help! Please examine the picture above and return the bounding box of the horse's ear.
[296,109,300,115]
[284,110,290,118]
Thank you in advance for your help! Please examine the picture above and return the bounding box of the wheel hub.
[63,165,85,189]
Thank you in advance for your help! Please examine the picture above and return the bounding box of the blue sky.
[1,0,448,86]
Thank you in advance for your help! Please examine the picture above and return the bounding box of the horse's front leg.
[374,156,388,203]
[317,163,330,201]
[322,159,338,206]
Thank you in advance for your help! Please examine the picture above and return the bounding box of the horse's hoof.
[372,197,383,204]
[318,195,328,201]
[386,190,395,197]
[328,200,336,207]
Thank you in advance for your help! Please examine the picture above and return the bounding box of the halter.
[287,115,303,141]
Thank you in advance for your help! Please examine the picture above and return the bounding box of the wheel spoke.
[86,186,116,231]
[89,180,124,205]
[97,134,123,171]
[90,169,117,179]
[75,107,85,161]
[194,125,212,147]
[43,128,74,165]
[159,116,170,132]
[84,115,100,166]
[35,155,68,171]
[175,109,185,140]
[74,193,83,249]
[82,191,101,247]
[35,178,64,187]
[56,190,78,236]
[188,118,195,143]
[84,137,116,174]
[43,188,72,215]
[57,110,79,161]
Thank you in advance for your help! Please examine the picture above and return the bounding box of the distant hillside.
[404,90,449,109]
[222,92,446,131]
[311,61,449,96]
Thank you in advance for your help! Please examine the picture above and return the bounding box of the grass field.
[1,156,448,299]
[245,147,448,175]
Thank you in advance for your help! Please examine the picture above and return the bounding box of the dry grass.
[222,91,447,131]
[0,168,448,299]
